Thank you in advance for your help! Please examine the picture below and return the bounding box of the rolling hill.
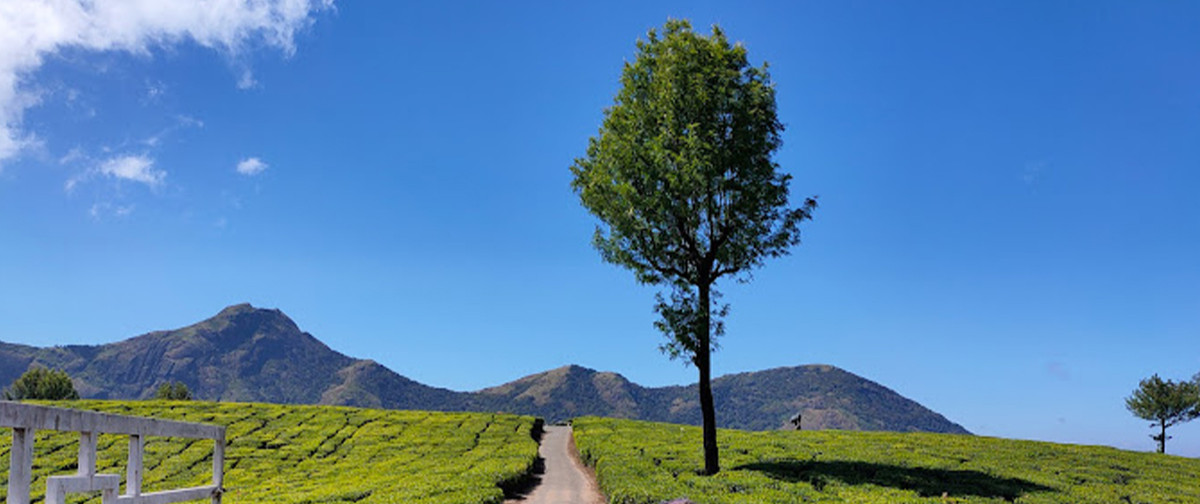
[0,304,967,434]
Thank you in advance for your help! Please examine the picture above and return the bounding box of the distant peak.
[215,303,288,319]
[204,303,298,333]
[218,303,256,316]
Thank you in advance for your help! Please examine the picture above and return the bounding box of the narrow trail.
[505,425,606,504]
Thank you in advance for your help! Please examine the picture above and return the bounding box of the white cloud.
[59,146,85,165]
[89,202,134,219]
[64,174,83,193]
[98,154,163,187]
[0,0,334,169]
[143,113,204,147]
[236,68,258,90]
[143,79,166,104]
[236,156,268,175]
[176,115,204,128]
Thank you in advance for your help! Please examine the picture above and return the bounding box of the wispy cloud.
[143,114,205,148]
[89,202,135,220]
[176,115,204,129]
[0,0,335,169]
[59,146,85,165]
[237,69,259,90]
[64,113,200,192]
[143,80,166,104]
[64,172,85,193]
[98,154,163,188]
[236,157,268,175]
[66,153,162,190]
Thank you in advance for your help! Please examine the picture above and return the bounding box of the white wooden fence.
[0,402,225,504]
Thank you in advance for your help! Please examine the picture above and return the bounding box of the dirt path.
[505,425,606,504]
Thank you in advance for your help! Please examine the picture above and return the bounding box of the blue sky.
[1,1,1198,456]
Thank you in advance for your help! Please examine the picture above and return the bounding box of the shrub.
[4,367,79,401]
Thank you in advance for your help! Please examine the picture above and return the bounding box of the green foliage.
[573,417,1200,504]
[0,401,539,504]
[571,17,817,475]
[154,381,192,400]
[3,367,79,401]
[1125,374,1200,453]
[570,18,816,294]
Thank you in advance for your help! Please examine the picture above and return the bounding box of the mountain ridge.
[0,304,969,434]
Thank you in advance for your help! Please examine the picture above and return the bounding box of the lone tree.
[1125,374,1200,453]
[4,367,80,401]
[154,381,193,400]
[571,19,816,475]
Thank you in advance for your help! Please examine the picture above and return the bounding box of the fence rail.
[0,402,225,504]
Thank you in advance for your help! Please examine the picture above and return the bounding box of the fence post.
[7,427,33,504]
[212,432,225,504]
[127,434,143,496]
[79,431,97,476]
[44,479,60,504]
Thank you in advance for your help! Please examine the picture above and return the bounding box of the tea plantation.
[573,417,1200,504]
[0,401,539,504]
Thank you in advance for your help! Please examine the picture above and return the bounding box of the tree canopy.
[571,19,815,475]
[1125,374,1200,453]
[154,381,193,400]
[4,367,80,401]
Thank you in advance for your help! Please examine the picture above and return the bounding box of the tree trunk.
[697,282,719,475]
[1159,422,1167,454]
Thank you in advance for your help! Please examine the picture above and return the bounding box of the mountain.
[472,364,653,421]
[0,304,968,434]
[0,304,467,409]
[475,364,968,434]
[655,365,969,432]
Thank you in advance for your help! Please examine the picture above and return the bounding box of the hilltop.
[0,304,967,434]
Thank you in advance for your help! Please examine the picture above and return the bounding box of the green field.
[573,417,1200,504]
[0,401,540,504]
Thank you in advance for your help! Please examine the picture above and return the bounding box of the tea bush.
[0,401,539,504]
[574,417,1200,503]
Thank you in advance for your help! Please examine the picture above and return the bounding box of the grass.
[0,400,540,504]
[573,416,1200,504]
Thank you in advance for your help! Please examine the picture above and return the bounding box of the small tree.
[4,367,80,401]
[154,381,192,400]
[571,19,816,474]
[1125,374,1200,453]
